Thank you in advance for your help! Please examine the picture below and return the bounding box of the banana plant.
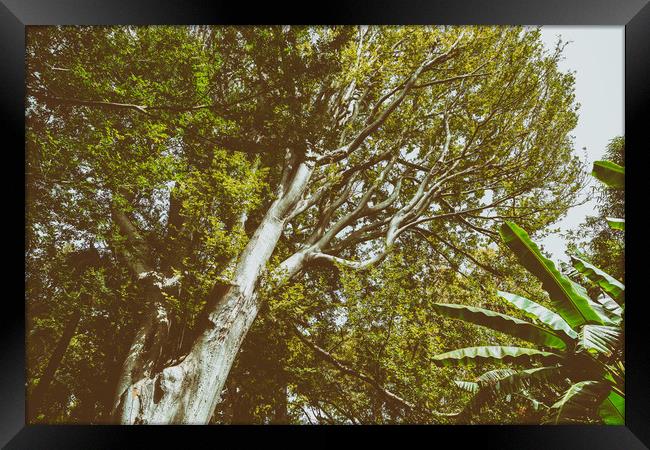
[431,221,624,424]
[431,159,625,424]
[432,224,625,424]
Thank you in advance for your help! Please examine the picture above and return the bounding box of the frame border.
[2,1,648,448]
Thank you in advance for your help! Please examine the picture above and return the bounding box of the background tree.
[26,25,585,424]
[566,137,624,281]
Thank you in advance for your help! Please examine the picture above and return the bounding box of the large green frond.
[432,346,563,367]
[497,290,578,340]
[432,303,568,350]
[499,222,604,327]
[571,256,624,305]
[592,160,624,189]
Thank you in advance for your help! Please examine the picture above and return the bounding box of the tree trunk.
[113,158,313,424]
[112,300,172,419]
[28,308,81,422]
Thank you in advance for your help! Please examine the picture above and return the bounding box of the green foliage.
[598,390,625,425]
[432,156,625,424]
[578,325,621,356]
[432,218,624,424]
[592,161,624,190]
[570,256,624,305]
[548,380,606,423]
[499,222,604,327]
[497,290,578,340]
[432,346,563,367]
[565,137,624,281]
[606,218,625,231]
[431,303,568,350]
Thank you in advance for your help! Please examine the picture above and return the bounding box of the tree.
[26,25,585,424]
[566,137,624,281]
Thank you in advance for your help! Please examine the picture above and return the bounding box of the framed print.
[2,0,649,447]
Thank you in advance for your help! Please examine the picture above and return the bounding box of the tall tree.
[26,25,585,424]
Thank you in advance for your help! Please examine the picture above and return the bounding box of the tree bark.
[113,158,313,424]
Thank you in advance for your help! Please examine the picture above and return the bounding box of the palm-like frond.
[497,290,578,340]
[432,303,568,350]
[431,346,563,367]
[499,222,604,328]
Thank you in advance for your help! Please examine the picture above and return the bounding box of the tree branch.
[288,322,415,410]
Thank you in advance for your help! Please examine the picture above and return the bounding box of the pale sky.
[537,26,624,261]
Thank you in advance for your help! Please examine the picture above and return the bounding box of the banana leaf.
[606,217,625,231]
[592,160,624,189]
[595,294,623,317]
[578,325,621,356]
[477,368,519,384]
[598,389,624,425]
[432,346,563,367]
[497,290,578,340]
[589,303,622,326]
[570,280,621,326]
[462,366,561,416]
[550,380,608,424]
[478,366,562,385]
[571,256,624,305]
[454,380,479,393]
[499,222,604,328]
[432,303,568,350]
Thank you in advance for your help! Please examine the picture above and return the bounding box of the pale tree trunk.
[112,300,171,420]
[113,158,313,424]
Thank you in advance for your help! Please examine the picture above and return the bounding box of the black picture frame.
[2,1,648,448]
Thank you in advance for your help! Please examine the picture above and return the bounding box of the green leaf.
[482,367,563,398]
[462,366,561,416]
[432,303,568,350]
[594,294,623,318]
[476,366,563,397]
[586,300,622,326]
[499,222,604,328]
[578,325,621,356]
[571,256,624,305]
[550,380,608,424]
[592,160,624,189]
[477,368,519,384]
[431,346,563,367]
[454,380,479,393]
[598,390,624,425]
[606,217,625,231]
[497,290,578,340]
[570,280,621,326]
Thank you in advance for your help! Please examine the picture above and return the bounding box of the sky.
[537,26,624,261]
